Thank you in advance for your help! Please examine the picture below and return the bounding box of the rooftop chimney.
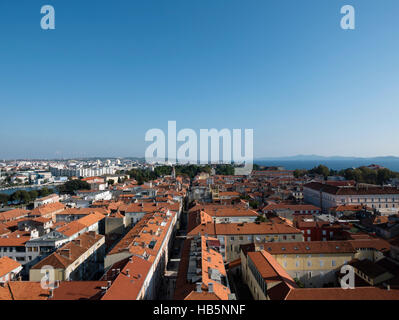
[126,269,130,277]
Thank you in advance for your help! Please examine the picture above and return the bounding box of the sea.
[255,160,399,172]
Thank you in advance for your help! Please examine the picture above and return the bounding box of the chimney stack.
[126,269,130,277]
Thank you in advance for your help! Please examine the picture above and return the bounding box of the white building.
[304,182,399,213]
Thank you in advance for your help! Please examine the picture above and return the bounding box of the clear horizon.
[1,0,399,159]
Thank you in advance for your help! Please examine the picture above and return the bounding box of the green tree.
[28,190,39,200]
[39,187,53,197]
[0,193,9,205]
[57,180,91,194]
[377,168,394,185]
[294,169,307,178]
[309,165,330,178]
[10,190,31,204]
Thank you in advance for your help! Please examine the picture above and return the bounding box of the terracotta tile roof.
[263,204,320,212]
[0,236,30,247]
[332,204,372,212]
[77,212,105,227]
[0,209,30,222]
[101,255,152,300]
[263,241,356,255]
[0,285,13,300]
[0,256,22,278]
[175,236,231,300]
[304,182,399,195]
[184,291,221,300]
[35,194,59,202]
[204,207,259,218]
[189,221,302,237]
[52,281,108,300]
[348,238,390,252]
[285,286,399,300]
[57,220,87,237]
[8,281,50,300]
[0,223,11,236]
[31,232,104,270]
[29,202,65,217]
[107,210,176,258]
[56,207,108,216]
[349,259,390,279]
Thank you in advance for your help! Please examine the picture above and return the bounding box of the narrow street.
[158,206,188,300]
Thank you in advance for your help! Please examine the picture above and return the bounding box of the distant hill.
[255,155,399,161]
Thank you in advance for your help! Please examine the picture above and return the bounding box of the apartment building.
[240,245,399,300]
[189,204,259,224]
[0,256,23,283]
[56,212,105,240]
[241,247,298,300]
[29,231,105,281]
[50,166,116,178]
[262,204,321,220]
[0,236,31,266]
[174,236,234,300]
[0,209,30,223]
[293,215,347,241]
[33,194,60,208]
[102,209,177,300]
[188,220,304,262]
[29,202,65,220]
[304,182,399,213]
[245,241,356,287]
[55,207,108,223]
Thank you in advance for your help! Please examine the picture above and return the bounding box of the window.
[296,261,300,267]
[332,260,336,267]
[283,261,287,268]
[230,236,235,241]
[307,230,311,235]
[307,260,312,267]
[320,260,324,267]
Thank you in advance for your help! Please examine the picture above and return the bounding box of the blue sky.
[0,0,398,159]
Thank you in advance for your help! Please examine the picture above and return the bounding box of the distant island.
[255,155,399,161]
